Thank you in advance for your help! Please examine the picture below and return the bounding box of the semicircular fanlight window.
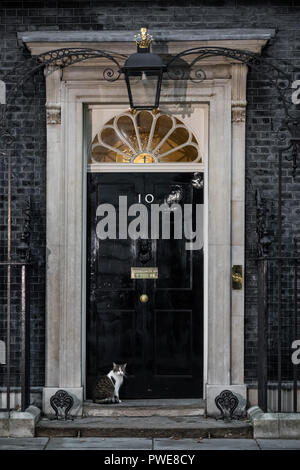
[89,110,202,164]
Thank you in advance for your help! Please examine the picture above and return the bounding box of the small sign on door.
[131,267,158,279]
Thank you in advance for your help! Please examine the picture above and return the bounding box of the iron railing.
[0,133,31,411]
[257,256,300,412]
[0,260,31,412]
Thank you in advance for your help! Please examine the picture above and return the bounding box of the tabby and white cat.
[93,363,127,404]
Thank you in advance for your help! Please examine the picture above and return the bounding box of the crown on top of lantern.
[134,27,153,49]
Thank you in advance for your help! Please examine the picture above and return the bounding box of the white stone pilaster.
[231,63,248,386]
[45,67,62,387]
[59,85,83,389]
[207,82,232,387]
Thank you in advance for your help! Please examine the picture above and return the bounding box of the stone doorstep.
[36,416,253,439]
[248,406,300,439]
[0,406,41,437]
[83,399,205,417]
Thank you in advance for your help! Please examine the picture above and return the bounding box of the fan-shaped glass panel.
[89,110,202,164]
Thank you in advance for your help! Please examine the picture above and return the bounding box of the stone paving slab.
[0,438,49,450]
[0,437,299,450]
[45,437,152,450]
[154,438,260,450]
[257,439,300,450]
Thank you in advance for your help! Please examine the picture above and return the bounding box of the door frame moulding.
[17,31,272,416]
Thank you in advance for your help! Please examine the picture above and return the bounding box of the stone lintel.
[18,29,275,57]
[18,29,276,44]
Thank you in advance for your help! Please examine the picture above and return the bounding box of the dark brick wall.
[0,0,300,388]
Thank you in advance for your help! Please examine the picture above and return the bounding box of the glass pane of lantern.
[128,71,159,109]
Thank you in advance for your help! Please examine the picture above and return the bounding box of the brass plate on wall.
[232,265,243,290]
[131,267,158,279]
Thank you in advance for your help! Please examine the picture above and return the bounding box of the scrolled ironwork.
[17,198,32,263]
[0,47,126,155]
[166,46,263,69]
[0,127,14,149]
[166,47,295,119]
[256,189,273,258]
[285,139,300,177]
[189,67,206,83]
[103,67,121,82]
[166,64,206,83]
[215,389,239,421]
[38,47,125,69]
[50,389,74,420]
[166,66,189,81]
[17,47,124,90]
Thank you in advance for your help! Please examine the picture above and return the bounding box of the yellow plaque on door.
[131,267,158,279]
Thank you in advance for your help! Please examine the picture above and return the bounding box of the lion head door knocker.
[166,185,183,207]
[191,172,204,189]
[49,389,74,420]
[138,238,152,264]
[215,390,239,422]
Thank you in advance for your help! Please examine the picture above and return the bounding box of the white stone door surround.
[20,29,275,416]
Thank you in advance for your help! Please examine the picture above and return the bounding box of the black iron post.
[258,258,268,412]
[6,148,11,412]
[293,239,298,412]
[20,262,30,411]
[17,202,32,412]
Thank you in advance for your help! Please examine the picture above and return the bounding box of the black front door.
[86,172,203,399]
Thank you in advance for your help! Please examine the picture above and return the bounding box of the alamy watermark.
[292,340,300,365]
[292,80,300,104]
[95,195,203,251]
[287,82,300,365]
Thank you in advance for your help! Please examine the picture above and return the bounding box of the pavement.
[0,437,300,450]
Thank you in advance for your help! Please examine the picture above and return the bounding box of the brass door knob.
[140,294,149,303]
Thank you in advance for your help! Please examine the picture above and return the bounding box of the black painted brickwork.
[1,0,300,388]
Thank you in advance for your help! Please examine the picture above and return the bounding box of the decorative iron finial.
[134,27,153,51]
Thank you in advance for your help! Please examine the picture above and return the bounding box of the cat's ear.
[113,362,116,368]
[123,363,127,370]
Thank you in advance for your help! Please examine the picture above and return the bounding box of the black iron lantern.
[121,28,166,110]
